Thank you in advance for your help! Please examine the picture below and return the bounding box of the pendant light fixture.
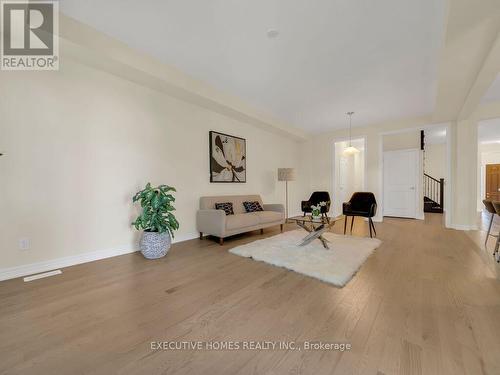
[343,111,360,155]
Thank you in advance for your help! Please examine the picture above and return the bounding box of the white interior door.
[383,149,418,218]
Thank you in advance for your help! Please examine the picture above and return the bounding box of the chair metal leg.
[370,218,376,236]
[486,213,494,246]
[344,216,348,234]
[350,216,354,234]
[369,219,372,238]
[494,233,500,256]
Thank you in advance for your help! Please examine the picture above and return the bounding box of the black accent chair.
[343,192,377,238]
[301,191,331,220]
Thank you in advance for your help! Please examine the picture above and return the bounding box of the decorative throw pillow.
[215,202,234,215]
[243,201,263,213]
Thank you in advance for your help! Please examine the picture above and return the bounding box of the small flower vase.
[312,209,321,220]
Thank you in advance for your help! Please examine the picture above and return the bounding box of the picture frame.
[209,131,246,183]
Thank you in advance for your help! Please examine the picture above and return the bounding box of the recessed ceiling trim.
[60,0,447,133]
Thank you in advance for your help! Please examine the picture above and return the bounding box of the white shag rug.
[229,229,382,287]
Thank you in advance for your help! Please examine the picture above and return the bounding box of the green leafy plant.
[132,183,179,237]
[311,201,327,218]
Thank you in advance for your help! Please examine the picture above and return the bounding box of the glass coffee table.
[288,215,343,249]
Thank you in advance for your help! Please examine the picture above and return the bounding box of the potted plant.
[132,183,179,259]
[311,201,327,220]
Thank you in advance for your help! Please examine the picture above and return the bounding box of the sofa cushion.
[200,195,263,214]
[226,213,260,230]
[243,201,263,213]
[215,202,234,215]
[253,211,283,224]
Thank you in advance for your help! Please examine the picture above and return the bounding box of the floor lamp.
[278,168,296,222]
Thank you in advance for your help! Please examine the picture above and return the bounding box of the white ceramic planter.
[140,231,171,259]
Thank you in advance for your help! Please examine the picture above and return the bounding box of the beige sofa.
[197,195,285,245]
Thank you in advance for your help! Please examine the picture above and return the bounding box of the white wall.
[382,131,420,151]
[0,57,307,273]
[449,120,478,229]
[424,143,446,180]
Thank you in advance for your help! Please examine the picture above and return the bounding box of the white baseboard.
[3,221,280,280]
[359,217,382,223]
[0,245,137,282]
[333,214,382,223]
[0,232,202,282]
[448,224,478,231]
[172,232,199,243]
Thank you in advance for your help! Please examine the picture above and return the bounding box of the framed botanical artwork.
[209,131,246,183]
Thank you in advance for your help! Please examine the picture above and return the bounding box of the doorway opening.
[333,138,365,217]
[476,118,500,256]
[381,131,423,219]
[380,125,448,221]
[422,126,447,214]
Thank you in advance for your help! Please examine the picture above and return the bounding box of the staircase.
[423,173,444,213]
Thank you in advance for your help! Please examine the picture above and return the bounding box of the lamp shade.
[343,146,360,155]
[278,168,296,181]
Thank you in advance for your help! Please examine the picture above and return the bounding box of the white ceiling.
[60,0,446,133]
[481,73,500,104]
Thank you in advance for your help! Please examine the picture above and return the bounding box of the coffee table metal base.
[295,221,332,249]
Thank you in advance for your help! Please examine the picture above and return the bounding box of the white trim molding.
[448,224,479,231]
[0,232,204,282]
[0,245,137,282]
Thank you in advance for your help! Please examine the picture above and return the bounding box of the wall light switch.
[18,238,30,250]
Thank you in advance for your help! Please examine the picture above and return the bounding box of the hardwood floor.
[1,215,500,374]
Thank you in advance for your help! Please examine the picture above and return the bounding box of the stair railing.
[423,173,444,208]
